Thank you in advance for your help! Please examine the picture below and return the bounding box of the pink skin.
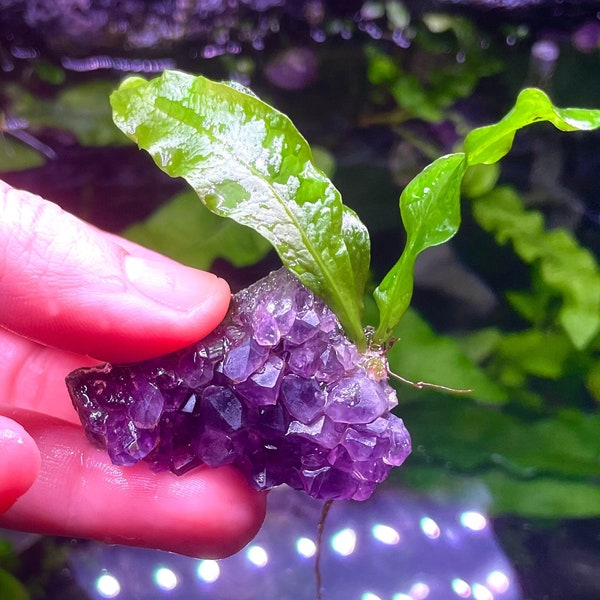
[0,180,267,558]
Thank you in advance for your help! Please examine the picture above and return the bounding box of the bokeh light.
[153,567,177,591]
[296,536,317,558]
[487,570,510,593]
[452,578,472,598]
[472,583,494,600]
[410,581,430,599]
[197,560,220,583]
[460,511,488,532]
[331,527,357,556]
[246,545,269,567]
[372,523,401,545]
[420,517,441,539]
[96,573,120,598]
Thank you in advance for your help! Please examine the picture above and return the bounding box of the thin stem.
[315,499,334,600]
[387,369,472,394]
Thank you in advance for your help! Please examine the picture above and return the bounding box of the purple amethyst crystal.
[66,268,411,501]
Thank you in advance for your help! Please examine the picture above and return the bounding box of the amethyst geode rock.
[66,268,411,500]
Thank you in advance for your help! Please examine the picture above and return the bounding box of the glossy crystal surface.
[66,269,411,500]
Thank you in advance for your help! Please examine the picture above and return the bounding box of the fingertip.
[171,466,268,559]
[0,416,41,515]
[213,468,268,558]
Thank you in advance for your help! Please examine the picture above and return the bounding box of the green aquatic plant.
[110,74,600,349]
[65,71,600,508]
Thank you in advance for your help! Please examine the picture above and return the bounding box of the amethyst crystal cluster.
[67,269,411,500]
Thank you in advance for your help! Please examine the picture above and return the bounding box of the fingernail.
[124,255,222,312]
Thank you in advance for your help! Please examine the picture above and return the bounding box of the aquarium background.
[1,1,600,598]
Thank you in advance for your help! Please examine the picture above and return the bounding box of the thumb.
[0,180,230,363]
[0,416,41,515]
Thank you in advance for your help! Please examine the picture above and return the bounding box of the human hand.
[0,180,266,558]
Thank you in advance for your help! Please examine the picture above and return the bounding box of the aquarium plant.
[65,71,600,503]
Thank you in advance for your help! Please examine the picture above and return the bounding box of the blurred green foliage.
[123,189,271,270]
[4,80,127,147]
[0,540,28,600]
[471,186,600,350]
[366,15,503,123]
[0,136,45,171]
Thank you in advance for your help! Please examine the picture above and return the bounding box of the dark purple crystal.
[66,268,411,500]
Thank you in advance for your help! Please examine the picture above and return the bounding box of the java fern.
[66,72,600,500]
